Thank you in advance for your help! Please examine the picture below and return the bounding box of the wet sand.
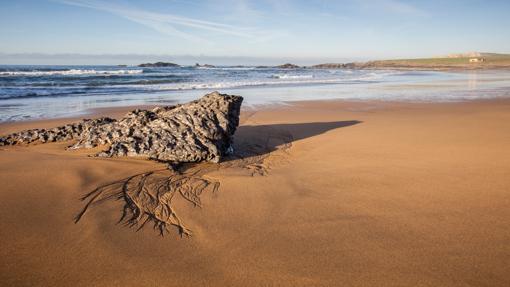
[1,99,510,286]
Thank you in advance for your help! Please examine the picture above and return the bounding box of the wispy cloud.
[55,0,273,42]
[356,0,428,17]
[378,0,428,16]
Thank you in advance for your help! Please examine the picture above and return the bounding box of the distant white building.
[469,58,485,63]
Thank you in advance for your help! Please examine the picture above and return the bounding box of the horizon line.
[1,51,508,66]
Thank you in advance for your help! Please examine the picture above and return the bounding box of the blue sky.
[1,0,509,64]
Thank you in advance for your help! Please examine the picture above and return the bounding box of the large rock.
[0,92,243,163]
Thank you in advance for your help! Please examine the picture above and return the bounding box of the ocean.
[1,65,510,122]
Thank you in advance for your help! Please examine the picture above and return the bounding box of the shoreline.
[2,96,510,133]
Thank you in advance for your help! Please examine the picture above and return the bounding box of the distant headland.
[134,52,510,70]
[312,52,510,70]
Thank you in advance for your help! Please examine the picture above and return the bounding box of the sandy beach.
[1,98,509,286]
[3,0,510,285]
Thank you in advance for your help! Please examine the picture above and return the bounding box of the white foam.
[271,74,314,79]
[120,74,387,92]
[195,67,257,71]
[0,69,143,76]
[220,67,256,70]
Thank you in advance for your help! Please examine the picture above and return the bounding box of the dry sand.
[1,99,510,286]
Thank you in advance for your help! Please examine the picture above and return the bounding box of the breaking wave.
[270,74,314,79]
[0,69,144,76]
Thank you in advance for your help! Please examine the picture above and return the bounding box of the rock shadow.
[226,120,362,163]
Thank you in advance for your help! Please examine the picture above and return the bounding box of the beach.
[1,98,509,286]
[3,0,510,285]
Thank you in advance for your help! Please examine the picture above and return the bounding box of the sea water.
[1,65,510,122]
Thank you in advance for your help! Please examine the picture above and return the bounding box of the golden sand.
[1,99,509,286]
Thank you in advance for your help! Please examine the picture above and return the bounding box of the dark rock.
[138,62,180,67]
[311,62,365,69]
[311,63,348,69]
[275,63,300,69]
[1,92,243,164]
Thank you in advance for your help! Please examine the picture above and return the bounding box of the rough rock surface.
[0,92,243,163]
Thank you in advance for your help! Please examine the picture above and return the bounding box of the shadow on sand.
[228,120,362,161]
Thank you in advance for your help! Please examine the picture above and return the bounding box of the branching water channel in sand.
[74,130,293,237]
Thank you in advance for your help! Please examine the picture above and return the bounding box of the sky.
[0,0,509,65]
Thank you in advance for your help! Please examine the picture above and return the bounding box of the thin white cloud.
[356,0,428,17]
[55,0,271,42]
[379,0,428,16]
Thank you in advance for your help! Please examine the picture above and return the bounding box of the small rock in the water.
[275,63,300,69]
[0,92,243,164]
[138,62,180,67]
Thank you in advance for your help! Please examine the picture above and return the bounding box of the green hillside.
[366,53,510,69]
